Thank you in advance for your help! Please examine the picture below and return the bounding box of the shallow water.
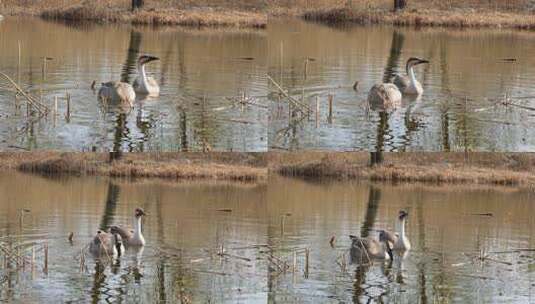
[268,19,535,152]
[1,172,534,303]
[0,18,267,151]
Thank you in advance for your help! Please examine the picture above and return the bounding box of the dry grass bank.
[2,151,535,186]
[302,8,535,30]
[0,0,267,28]
[268,0,535,29]
[0,152,267,182]
[2,0,533,29]
[269,152,535,186]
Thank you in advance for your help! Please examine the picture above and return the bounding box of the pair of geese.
[97,55,160,107]
[350,210,410,262]
[89,208,146,258]
[367,57,429,108]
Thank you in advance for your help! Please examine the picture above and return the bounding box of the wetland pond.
[1,172,534,303]
[269,19,535,152]
[0,18,267,152]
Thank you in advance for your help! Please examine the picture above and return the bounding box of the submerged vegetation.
[0,152,267,182]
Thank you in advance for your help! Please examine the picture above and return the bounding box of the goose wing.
[110,225,133,242]
[89,231,115,257]
[98,81,135,104]
[382,230,398,247]
[367,83,402,110]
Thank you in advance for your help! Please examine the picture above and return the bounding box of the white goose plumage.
[133,55,160,96]
[110,208,146,247]
[393,57,429,95]
[382,210,411,252]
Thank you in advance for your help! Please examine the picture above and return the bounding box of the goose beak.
[146,56,159,63]
[399,210,409,220]
[418,59,429,65]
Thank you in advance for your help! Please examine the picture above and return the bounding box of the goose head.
[398,210,409,220]
[138,55,159,66]
[135,207,146,218]
[406,57,429,73]
[94,230,105,245]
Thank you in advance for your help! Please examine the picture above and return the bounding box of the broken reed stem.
[65,92,71,122]
[0,71,49,115]
[304,248,310,278]
[293,250,297,273]
[54,96,58,126]
[267,74,311,115]
[43,242,48,274]
[31,247,35,273]
[280,215,285,236]
[80,248,85,273]
[315,96,319,128]
[42,58,47,79]
[18,41,21,68]
[280,41,283,88]
[328,94,333,123]
[304,58,308,80]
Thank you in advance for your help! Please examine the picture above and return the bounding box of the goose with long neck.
[393,57,429,95]
[395,210,411,251]
[383,210,411,251]
[110,208,146,246]
[349,231,393,264]
[89,230,124,259]
[133,55,160,96]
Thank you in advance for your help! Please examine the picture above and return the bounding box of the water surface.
[268,19,535,151]
[1,172,534,303]
[0,18,267,151]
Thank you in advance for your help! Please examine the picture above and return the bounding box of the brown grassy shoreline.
[0,1,267,28]
[301,8,535,30]
[2,152,535,187]
[269,152,535,187]
[0,152,267,182]
[3,1,535,30]
[41,6,267,29]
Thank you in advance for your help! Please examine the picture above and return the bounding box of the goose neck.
[133,216,142,236]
